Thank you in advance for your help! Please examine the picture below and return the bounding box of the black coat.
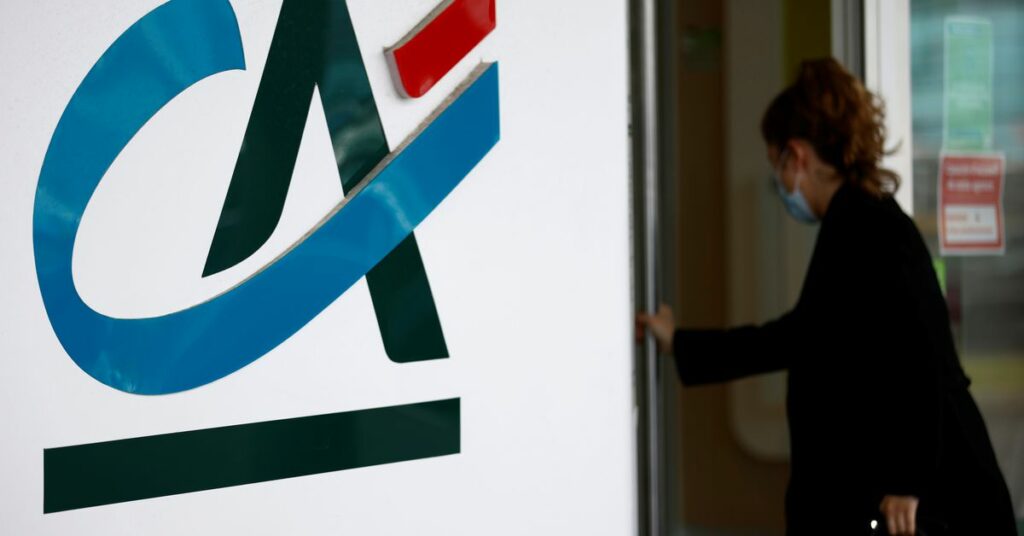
[673,182,1016,535]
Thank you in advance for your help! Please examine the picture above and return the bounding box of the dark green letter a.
[203,0,448,363]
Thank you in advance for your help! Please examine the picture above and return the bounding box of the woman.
[638,58,1016,535]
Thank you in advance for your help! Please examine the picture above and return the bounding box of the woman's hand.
[879,495,919,535]
[636,304,675,355]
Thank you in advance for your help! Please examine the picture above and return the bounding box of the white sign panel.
[0,0,636,533]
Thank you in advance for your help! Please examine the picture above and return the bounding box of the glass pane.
[910,0,1024,527]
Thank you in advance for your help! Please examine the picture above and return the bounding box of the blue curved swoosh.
[32,0,501,394]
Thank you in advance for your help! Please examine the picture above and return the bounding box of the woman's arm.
[860,279,945,501]
[673,311,798,385]
[831,227,945,509]
[637,304,798,386]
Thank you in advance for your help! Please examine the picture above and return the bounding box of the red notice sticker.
[938,152,1006,256]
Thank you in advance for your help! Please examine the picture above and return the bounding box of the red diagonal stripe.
[386,0,496,99]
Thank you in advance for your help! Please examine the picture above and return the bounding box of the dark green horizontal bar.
[44,398,459,513]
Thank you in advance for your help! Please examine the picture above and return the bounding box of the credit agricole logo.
[34,0,498,513]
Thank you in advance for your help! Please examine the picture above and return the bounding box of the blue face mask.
[771,151,819,224]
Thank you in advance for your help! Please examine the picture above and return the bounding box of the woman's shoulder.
[825,183,917,241]
[819,182,930,271]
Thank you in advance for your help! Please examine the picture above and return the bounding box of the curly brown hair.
[760,57,900,197]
